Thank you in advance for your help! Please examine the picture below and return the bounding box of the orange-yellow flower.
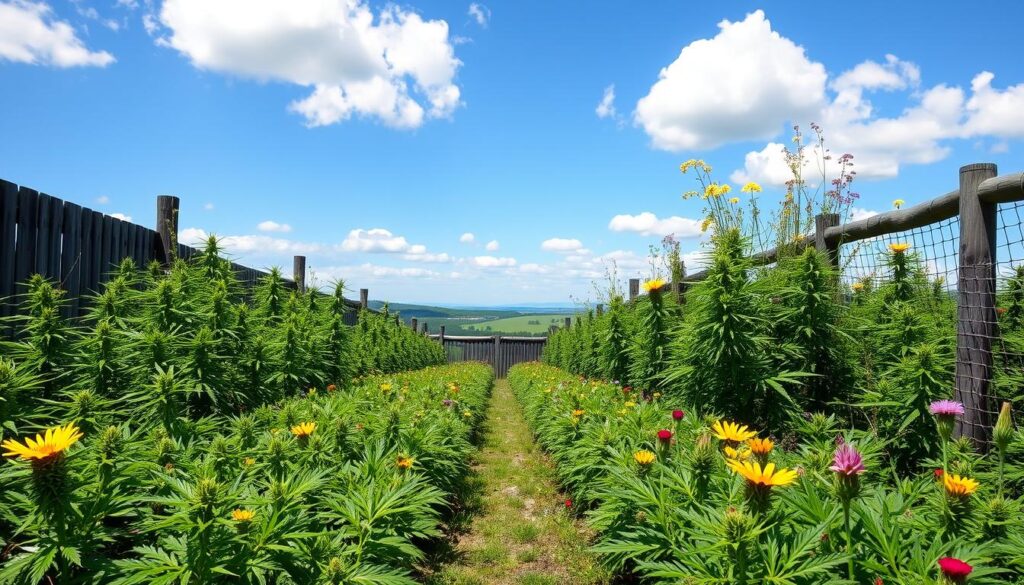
[571,409,585,417]
[396,455,414,470]
[747,437,774,456]
[712,420,757,444]
[232,508,255,522]
[290,422,316,437]
[727,459,798,488]
[944,474,979,497]
[889,243,911,254]
[741,182,763,194]
[633,450,656,466]
[2,423,83,461]
[642,279,666,294]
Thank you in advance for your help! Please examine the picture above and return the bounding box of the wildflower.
[2,423,83,462]
[290,422,316,437]
[741,182,762,193]
[893,199,905,209]
[930,399,964,443]
[633,449,656,466]
[718,184,732,195]
[396,455,414,470]
[232,508,255,522]
[728,197,740,204]
[829,443,865,477]
[874,578,884,585]
[671,409,685,421]
[929,400,966,417]
[937,557,972,583]
[623,386,631,394]
[327,384,337,392]
[726,459,798,488]
[851,282,865,292]
[944,474,979,497]
[380,383,393,392]
[564,499,572,508]
[712,420,757,444]
[572,409,585,417]
[642,278,666,293]
[997,307,1008,316]
[700,217,713,232]
[888,242,911,254]
[657,429,673,444]
[935,468,944,479]
[624,401,637,408]
[747,438,774,456]
[442,399,454,407]
[463,410,472,418]
[243,457,255,466]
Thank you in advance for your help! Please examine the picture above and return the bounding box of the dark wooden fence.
[612,162,1024,449]
[0,180,372,328]
[428,330,546,377]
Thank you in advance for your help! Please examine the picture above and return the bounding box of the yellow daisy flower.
[633,450,657,466]
[2,423,83,461]
[944,474,979,497]
[642,279,666,293]
[726,459,798,488]
[711,420,757,444]
[290,422,316,437]
[232,509,255,522]
[889,243,911,254]
[747,438,774,456]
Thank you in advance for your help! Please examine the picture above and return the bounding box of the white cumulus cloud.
[0,0,115,67]
[109,212,132,222]
[541,238,584,253]
[156,0,462,129]
[257,220,292,233]
[596,84,616,119]
[485,239,499,251]
[635,10,825,150]
[608,212,702,238]
[467,3,489,27]
[471,255,516,268]
[340,228,411,253]
[459,232,475,244]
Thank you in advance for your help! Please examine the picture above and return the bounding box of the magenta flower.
[929,400,965,417]
[830,443,865,477]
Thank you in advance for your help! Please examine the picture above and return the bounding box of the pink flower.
[938,557,972,582]
[929,400,965,417]
[830,443,865,477]
[672,409,685,421]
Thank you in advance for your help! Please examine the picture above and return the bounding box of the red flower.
[672,409,685,421]
[934,468,944,479]
[874,578,883,585]
[623,386,632,394]
[938,557,972,581]
[657,429,673,443]
[564,499,572,508]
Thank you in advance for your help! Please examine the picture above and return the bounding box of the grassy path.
[425,379,609,585]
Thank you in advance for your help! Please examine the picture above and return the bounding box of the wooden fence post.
[359,288,369,310]
[422,322,429,334]
[494,336,501,374]
[815,213,841,267]
[155,195,179,267]
[629,278,640,301]
[596,303,604,317]
[955,163,999,448]
[293,255,306,293]
[549,325,557,335]
[564,317,571,329]
[440,325,446,343]
[411,317,418,332]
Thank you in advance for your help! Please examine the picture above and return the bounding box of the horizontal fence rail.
[428,332,546,377]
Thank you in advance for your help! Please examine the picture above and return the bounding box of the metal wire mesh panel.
[838,216,960,301]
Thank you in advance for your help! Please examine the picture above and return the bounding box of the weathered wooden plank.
[35,194,52,278]
[99,214,114,286]
[978,172,1024,204]
[61,202,82,318]
[79,209,95,298]
[0,181,18,320]
[48,198,64,283]
[14,187,39,299]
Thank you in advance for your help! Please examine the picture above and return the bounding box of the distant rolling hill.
[367,301,571,337]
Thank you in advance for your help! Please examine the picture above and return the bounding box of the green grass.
[464,315,568,335]
[423,380,609,585]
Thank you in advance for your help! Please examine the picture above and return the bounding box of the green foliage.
[510,363,1023,584]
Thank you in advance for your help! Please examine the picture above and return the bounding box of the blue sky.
[2,0,1023,305]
